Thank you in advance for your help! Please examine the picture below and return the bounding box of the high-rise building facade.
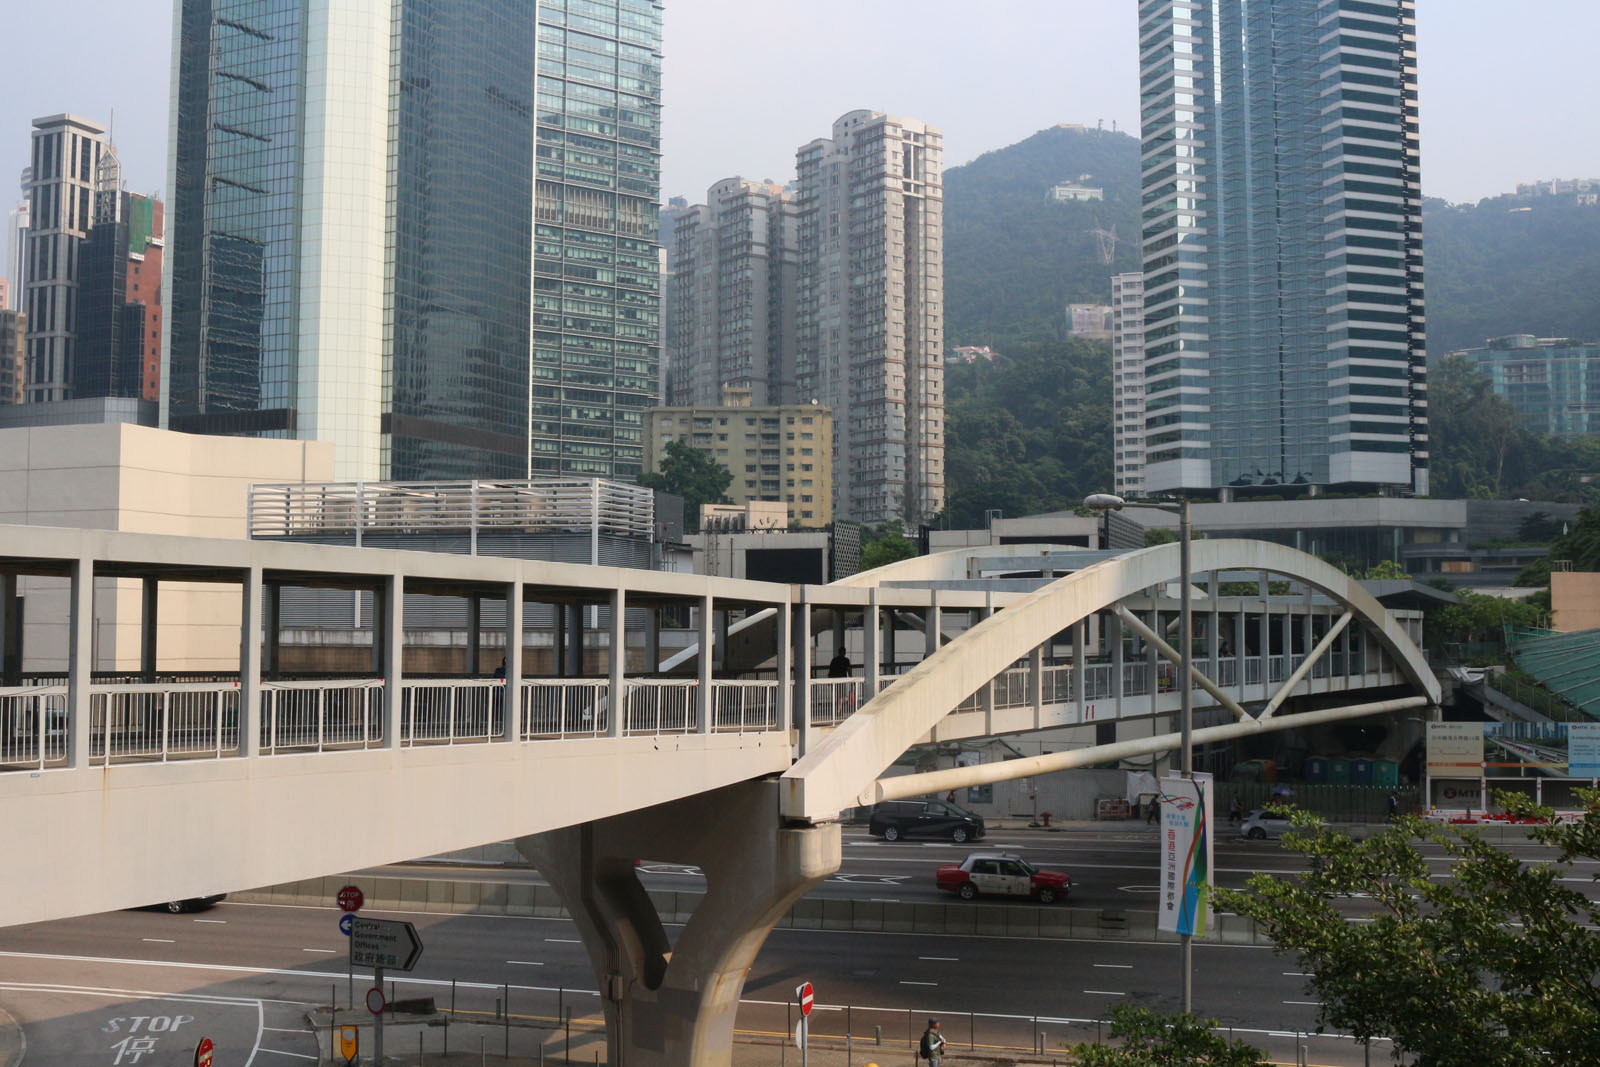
[165,0,662,481]
[0,310,23,405]
[1456,335,1600,438]
[23,115,108,403]
[667,177,799,408]
[5,168,27,314]
[796,110,945,525]
[1111,272,1146,497]
[1138,0,1427,497]
[77,164,164,403]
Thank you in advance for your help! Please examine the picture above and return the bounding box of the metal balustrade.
[1123,662,1150,697]
[1,686,68,768]
[89,683,241,765]
[1042,664,1072,704]
[1268,655,1290,685]
[810,679,863,727]
[261,680,384,754]
[1084,662,1116,700]
[521,680,609,739]
[401,680,503,745]
[711,681,779,733]
[992,667,1032,709]
[623,680,698,735]
[1244,656,1264,686]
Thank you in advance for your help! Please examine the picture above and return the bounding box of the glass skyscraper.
[1138,0,1427,497]
[164,0,662,481]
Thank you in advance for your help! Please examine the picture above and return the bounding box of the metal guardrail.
[401,679,503,745]
[623,679,698,735]
[0,686,68,769]
[711,681,779,733]
[248,478,656,541]
[90,682,241,764]
[521,680,609,739]
[260,680,384,754]
[810,679,863,727]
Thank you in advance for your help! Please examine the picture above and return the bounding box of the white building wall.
[1112,272,1146,497]
[294,0,393,481]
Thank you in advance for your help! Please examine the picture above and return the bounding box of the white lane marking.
[193,919,227,924]
[301,948,337,954]
[248,992,263,1067]
[899,980,937,986]
[868,898,901,903]
[546,938,582,944]
[1084,990,1127,996]
[1093,963,1133,969]
[142,938,175,943]
[1283,971,1310,976]
[918,956,958,961]
[263,1026,313,1033]
[507,960,545,966]
[0,982,272,1067]
[257,1051,316,1060]
[1283,1000,1322,1006]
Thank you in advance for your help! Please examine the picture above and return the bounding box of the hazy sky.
[3,1,1598,219]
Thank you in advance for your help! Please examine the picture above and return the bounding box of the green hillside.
[1424,194,1600,354]
[944,125,1142,345]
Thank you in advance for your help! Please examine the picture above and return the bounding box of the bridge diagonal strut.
[1258,611,1353,721]
[1112,604,1249,721]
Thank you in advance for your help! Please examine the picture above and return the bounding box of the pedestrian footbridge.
[0,523,1437,1065]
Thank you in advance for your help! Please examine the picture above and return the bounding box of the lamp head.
[1083,493,1126,513]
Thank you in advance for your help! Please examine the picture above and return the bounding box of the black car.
[161,895,226,914]
[868,800,986,843]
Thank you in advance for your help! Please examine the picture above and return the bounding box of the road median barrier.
[232,876,1259,944]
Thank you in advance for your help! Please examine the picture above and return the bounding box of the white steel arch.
[781,539,1440,822]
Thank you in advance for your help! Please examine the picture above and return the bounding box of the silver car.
[1239,808,1293,840]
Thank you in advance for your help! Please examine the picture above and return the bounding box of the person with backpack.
[920,1018,947,1065]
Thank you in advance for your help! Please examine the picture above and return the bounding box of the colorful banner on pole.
[1157,772,1213,937]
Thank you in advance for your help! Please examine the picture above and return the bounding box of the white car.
[1239,808,1293,840]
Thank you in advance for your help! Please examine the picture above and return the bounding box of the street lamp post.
[1086,491,1193,1013]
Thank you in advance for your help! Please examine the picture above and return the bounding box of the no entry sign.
[796,981,814,1017]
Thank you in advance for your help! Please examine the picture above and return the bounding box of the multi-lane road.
[0,824,1588,1065]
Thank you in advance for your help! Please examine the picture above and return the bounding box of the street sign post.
[338,1025,359,1064]
[192,1037,214,1067]
[795,982,814,1067]
[336,885,365,913]
[350,917,424,970]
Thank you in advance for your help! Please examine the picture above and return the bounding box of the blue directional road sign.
[340,913,355,937]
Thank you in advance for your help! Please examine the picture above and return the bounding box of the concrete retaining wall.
[232,875,1265,945]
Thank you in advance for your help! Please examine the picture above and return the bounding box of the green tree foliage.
[944,126,1142,347]
[1425,590,1544,647]
[1220,801,1600,1066]
[859,523,916,572]
[938,337,1112,528]
[1143,528,1177,547]
[634,439,731,533]
[1358,559,1409,580]
[1516,506,1600,587]
[1427,354,1600,503]
[1072,1005,1267,1067]
[1424,195,1600,356]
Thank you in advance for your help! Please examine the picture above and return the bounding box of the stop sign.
[337,885,364,913]
[796,981,814,1017]
[193,1037,214,1067]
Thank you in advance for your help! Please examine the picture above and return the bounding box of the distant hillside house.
[1514,178,1598,198]
[1048,181,1103,202]
[950,345,997,363]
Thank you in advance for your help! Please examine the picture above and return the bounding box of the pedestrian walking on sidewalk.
[1229,795,1243,824]
[920,1018,948,1066]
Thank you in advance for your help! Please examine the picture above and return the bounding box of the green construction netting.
[1505,625,1600,720]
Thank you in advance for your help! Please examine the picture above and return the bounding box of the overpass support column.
[775,597,792,738]
[643,606,660,674]
[466,594,481,676]
[504,580,522,741]
[863,590,880,699]
[240,566,263,758]
[1,572,20,687]
[68,556,94,767]
[381,575,404,747]
[140,577,159,682]
[924,591,940,661]
[697,595,713,733]
[1110,612,1124,720]
[517,780,841,1067]
[609,589,626,739]
[792,598,812,753]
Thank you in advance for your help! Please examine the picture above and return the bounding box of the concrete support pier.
[519,779,841,1067]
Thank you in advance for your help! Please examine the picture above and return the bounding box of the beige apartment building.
[796,110,945,526]
[644,388,832,528]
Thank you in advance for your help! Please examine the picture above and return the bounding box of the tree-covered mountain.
[935,125,1600,525]
[944,125,1142,346]
[1423,194,1600,355]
